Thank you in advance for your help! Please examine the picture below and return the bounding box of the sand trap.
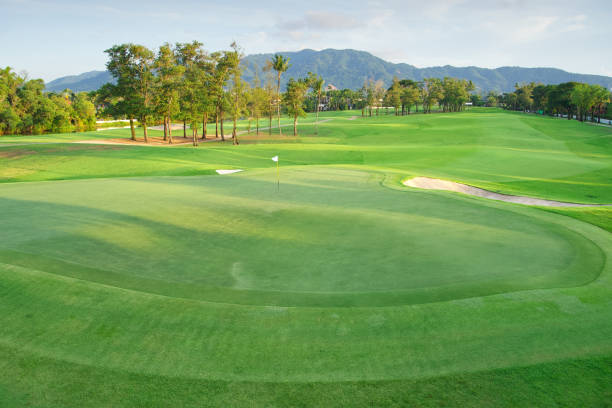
[216,169,243,175]
[404,177,608,207]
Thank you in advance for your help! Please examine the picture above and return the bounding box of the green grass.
[2,108,610,203]
[0,108,611,406]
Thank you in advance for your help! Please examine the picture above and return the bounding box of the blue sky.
[1,0,611,82]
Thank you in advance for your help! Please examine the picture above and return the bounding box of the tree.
[209,50,234,141]
[269,54,291,135]
[307,72,324,133]
[486,91,499,107]
[373,80,385,116]
[131,45,156,143]
[547,82,576,119]
[0,67,23,135]
[248,68,265,136]
[71,92,96,131]
[401,82,420,115]
[176,41,208,145]
[592,85,610,123]
[420,78,443,113]
[262,67,276,135]
[571,83,596,122]
[105,44,156,142]
[227,42,245,145]
[283,78,309,136]
[388,77,402,116]
[532,84,550,113]
[154,43,184,144]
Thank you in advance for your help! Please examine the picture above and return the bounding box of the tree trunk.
[202,113,207,140]
[293,116,297,136]
[220,107,225,141]
[183,120,187,137]
[315,93,320,134]
[269,111,272,135]
[215,108,219,138]
[256,115,260,136]
[168,117,173,144]
[163,116,168,141]
[142,117,148,143]
[192,127,198,147]
[233,119,239,145]
[277,74,282,136]
[129,118,136,141]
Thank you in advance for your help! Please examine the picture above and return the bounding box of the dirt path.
[404,176,609,207]
[0,118,337,148]
[71,118,337,147]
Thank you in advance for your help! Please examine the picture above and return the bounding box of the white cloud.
[513,16,559,42]
[277,11,365,32]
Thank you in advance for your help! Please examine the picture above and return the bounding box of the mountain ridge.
[44,48,612,93]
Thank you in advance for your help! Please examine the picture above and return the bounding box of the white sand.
[404,177,608,207]
[216,169,243,175]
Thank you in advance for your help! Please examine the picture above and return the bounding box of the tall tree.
[401,83,420,115]
[105,44,141,140]
[388,77,402,116]
[209,50,234,141]
[283,78,309,136]
[227,42,245,145]
[269,54,291,135]
[176,41,207,145]
[129,45,155,142]
[154,43,184,144]
[307,72,324,134]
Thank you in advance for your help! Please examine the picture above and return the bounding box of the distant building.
[326,84,338,91]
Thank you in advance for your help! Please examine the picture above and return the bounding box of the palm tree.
[270,54,291,135]
[307,72,324,134]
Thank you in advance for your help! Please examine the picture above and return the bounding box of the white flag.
[271,155,279,162]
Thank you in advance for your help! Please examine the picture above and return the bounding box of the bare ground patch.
[404,176,610,207]
[0,149,38,159]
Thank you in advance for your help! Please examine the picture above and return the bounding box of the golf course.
[1,108,612,406]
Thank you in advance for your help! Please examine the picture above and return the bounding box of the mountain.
[45,70,112,93]
[45,49,612,93]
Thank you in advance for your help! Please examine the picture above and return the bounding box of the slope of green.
[0,169,604,307]
[0,108,611,407]
[2,345,611,407]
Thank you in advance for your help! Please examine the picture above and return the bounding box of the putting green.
[0,167,604,307]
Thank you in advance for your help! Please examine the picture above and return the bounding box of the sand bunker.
[216,169,243,175]
[404,177,608,207]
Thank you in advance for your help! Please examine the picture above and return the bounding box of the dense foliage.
[475,82,611,122]
[0,67,95,135]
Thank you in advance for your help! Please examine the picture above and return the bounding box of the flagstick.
[276,159,280,192]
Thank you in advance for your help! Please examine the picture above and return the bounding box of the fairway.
[1,109,612,406]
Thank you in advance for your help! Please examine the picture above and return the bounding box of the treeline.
[96,42,328,145]
[301,77,474,117]
[474,82,611,122]
[0,67,96,135]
